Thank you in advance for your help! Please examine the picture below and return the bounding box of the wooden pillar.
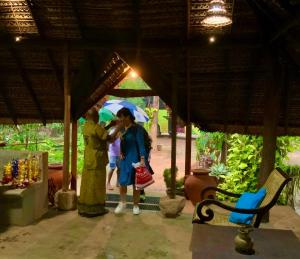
[63,44,71,191]
[259,54,283,221]
[170,74,178,199]
[71,120,78,191]
[185,47,192,177]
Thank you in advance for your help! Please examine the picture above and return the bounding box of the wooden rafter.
[247,0,278,26]
[70,0,85,38]
[270,15,300,43]
[132,0,141,61]
[243,49,264,133]
[25,0,63,91]
[0,84,18,125]
[107,89,154,98]
[282,62,290,134]
[218,52,230,131]
[74,60,128,119]
[70,0,96,87]
[8,47,46,125]
[0,37,263,51]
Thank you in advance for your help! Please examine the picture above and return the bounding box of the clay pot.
[184,168,218,206]
[48,164,63,206]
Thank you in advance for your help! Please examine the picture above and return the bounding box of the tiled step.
[106,193,160,204]
[106,193,160,211]
[106,201,160,211]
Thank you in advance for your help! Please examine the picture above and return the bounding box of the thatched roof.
[0,0,300,135]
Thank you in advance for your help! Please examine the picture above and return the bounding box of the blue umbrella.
[103,100,149,122]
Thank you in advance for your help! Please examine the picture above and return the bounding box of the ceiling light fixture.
[202,0,232,28]
[209,36,216,43]
[15,36,22,42]
[129,70,138,79]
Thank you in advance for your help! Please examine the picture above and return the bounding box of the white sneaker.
[133,205,140,215]
[114,202,126,214]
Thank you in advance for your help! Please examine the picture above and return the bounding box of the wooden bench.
[192,168,291,228]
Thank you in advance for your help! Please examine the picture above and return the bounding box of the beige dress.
[78,120,108,216]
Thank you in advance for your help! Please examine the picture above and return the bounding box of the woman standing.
[114,108,151,215]
[78,107,119,217]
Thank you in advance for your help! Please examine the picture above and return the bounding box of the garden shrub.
[217,134,263,201]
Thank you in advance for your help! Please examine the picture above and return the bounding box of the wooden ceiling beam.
[131,0,141,64]
[243,49,264,133]
[25,0,63,91]
[107,89,154,98]
[270,15,300,43]
[247,0,278,26]
[0,37,262,50]
[282,63,290,134]
[218,52,230,131]
[0,84,18,125]
[73,59,127,119]
[8,48,46,125]
[70,0,85,39]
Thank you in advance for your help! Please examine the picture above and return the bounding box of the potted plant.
[210,163,229,184]
[163,167,185,197]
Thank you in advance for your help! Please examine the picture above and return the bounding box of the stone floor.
[0,203,299,259]
[0,208,193,259]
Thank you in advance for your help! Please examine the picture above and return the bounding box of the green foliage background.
[194,130,300,204]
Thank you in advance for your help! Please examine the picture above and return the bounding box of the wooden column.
[259,54,283,221]
[63,44,71,191]
[170,74,178,199]
[71,120,78,191]
[259,59,282,186]
[185,0,192,178]
[185,47,192,177]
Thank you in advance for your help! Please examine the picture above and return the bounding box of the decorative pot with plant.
[184,167,218,206]
[210,163,229,184]
[163,167,185,197]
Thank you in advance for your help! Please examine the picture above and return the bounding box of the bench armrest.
[201,186,241,200]
[193,199,268,225]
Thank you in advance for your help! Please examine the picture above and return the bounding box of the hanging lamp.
[202,0,232,28]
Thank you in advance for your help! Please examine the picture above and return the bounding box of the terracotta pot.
[184,168,218,206]
[48,164,63,206]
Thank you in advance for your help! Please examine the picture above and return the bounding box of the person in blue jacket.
[114,107,150,215]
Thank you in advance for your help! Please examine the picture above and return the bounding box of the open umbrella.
[99,107,115,122]
[79,108,115,124]
[103,100,149,122]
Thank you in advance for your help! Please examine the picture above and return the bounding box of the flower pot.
[184,168,218,206]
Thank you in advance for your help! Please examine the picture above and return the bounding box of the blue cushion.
[229,188,267,225]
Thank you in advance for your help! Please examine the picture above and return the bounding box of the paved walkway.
[77,136,198,196]
[0,205,299,259]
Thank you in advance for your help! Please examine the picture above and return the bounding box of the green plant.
[195,130,224,161]
[276,165,300,206]
[144,107,158,131]
[218,134,263,201]
[163,167,184,189]
[210,163,229,179]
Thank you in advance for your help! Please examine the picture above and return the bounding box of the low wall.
[0,150,48,225]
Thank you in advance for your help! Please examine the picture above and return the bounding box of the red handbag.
[133,163,154,190]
